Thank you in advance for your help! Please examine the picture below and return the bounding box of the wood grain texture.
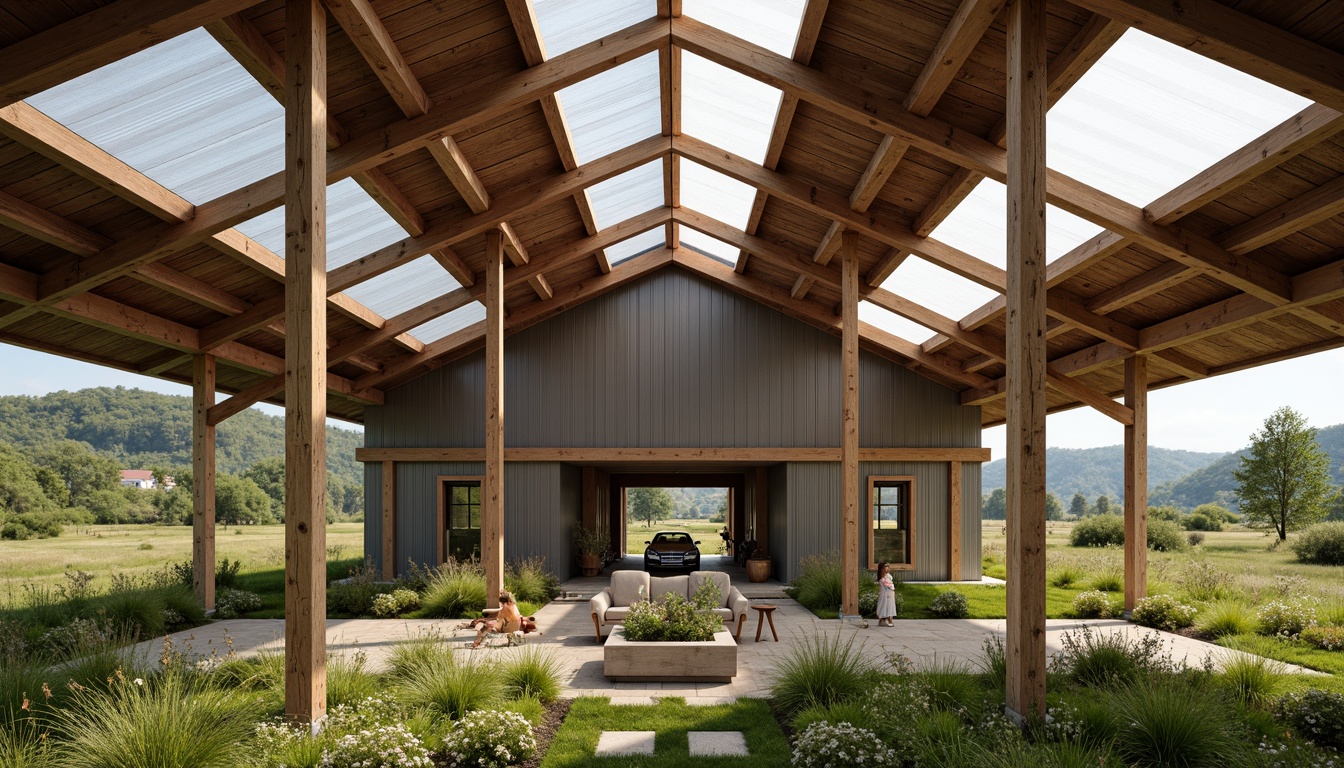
[1124,355,1148,612]
[192,354,215,610]
[382,460,396,580]
[841,230,860,617]
[483,230,505,611]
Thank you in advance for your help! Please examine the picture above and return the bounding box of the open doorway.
[624,486,731,568]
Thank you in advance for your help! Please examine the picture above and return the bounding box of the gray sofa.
[589,570,750,642]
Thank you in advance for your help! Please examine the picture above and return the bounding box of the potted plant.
[573,526,609,577]
[604,581,736,682]
[746,546,771,583]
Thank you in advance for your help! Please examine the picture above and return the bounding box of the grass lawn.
[1220,633,1344,676]
[541,697,790,767]
[624,519,727,556]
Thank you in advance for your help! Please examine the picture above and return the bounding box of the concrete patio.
[132,595,1314,703]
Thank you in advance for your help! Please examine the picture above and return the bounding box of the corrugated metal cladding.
[364,461,581,580]
[364,267,982,581]
[366,269,980,450]
[779,462,982,583]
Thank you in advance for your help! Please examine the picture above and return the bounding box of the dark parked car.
[643,531,701,573]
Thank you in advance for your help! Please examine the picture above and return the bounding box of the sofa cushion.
[711,607,734,621]
[689,571,733,608]
[604,606,631,622]
[610,571,650,607]
[649,575,688,603]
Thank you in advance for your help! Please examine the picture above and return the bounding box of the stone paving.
[131,594,1315,701]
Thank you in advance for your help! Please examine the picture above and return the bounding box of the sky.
[4,343,1342,455]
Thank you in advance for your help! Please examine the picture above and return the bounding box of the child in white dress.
[876,561,898,627]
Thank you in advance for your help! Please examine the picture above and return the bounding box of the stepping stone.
[595,731,656,756]
[689,731,748,756]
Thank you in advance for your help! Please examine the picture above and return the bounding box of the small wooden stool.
[751,604,779,642]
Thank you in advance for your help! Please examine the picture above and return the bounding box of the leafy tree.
[84,487,130,524]
[1329,487,1344,522]
[215,474,274,525]
[628,487,673,527]
[1045,492,1064,521]
[33,440,120,507]
[981,488,1007,520]
[1149,505,1183,522]
[153,485,192,525]
[1069,492,1089,519]
[1192,502,1237,523]
[1093,495,1112,516]
[1233,406,1333,540]
[244,456,285,515]
[0,443,57,516]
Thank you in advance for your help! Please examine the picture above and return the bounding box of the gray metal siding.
[367,268,980,450]
[961,463,983,580]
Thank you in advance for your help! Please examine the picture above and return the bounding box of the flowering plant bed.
[603,625,737,682]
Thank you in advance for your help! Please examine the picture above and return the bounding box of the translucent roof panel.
[927,178,1104,270]
[882,256,1002,322]
[343,256,463,320]
[587,160,664,230]
[1047,29,1311,206]
[533,0,656,58]
[233,178,409,270]
[683,0,807,57]
[859,302,936,345]
[410,302,486,344]
[682,52,783,165]
[680,160,756,227]
[607,229,667,266]
[679,230,738,266]
[29,28,281,204]
[558,52,661,164]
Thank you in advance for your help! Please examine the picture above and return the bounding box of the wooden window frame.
[867,475,916,571]
[435,475,484,565]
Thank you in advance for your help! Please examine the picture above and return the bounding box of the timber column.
[1005,0,1048,718]
[284,0,328,726]
[483,229,505,609]
[1124,355,1148,611]
[840,230,860,617]
[192,354,215,610]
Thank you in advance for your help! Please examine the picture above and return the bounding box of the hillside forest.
[0,388,364,539]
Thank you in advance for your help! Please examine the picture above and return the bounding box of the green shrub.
[1071,589,1119,619]
[326,581,391,617]
[420,560,488,619]
[52,672,258,768]
[1049,564,1085,588]
[100,590,165,638]
[1274,689,1344,750]
[1290,521,1344,565]
[1183,512,1223,532]
[770,632,878,714]
[790,551,877,611]
[1181,559,1232,602]
[326,652,379,709]
[1193,503,1238,524]
[441,709,535,768]
[1218,653,1279,706]
[1131,594,1196,631]
[1147,518,1188,552]
[0,719,52,768]
[0,660,52,726]
[398,654,503,721]
[928,591,969,619]
[1187,531,1205,547]
[503,557,559,605]
[1256,597,1318,638]
[385,637,452,681]
[1194,600,1257,639]
[791,701,879,734]
[1149,505,1183,523]
[977,635,1006,691]
[623,583,723,642]
[792,722,898,768]
[1070,515,1124,548]
[1107,680,1247,768]
[1051,625,1171,687]
[1299,624,1344,651]
[498,646,562,703]
[159,586,206,630]
[1088,569,1125,593]
[213,588,261,619]
[371,589,420,618]
[917,657,981,714]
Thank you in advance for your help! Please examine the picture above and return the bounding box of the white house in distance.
[119,470,155,490]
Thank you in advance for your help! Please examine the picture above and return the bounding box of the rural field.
[623,518,727,555]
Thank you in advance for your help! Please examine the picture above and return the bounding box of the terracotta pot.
[746,558,771,583]
[577,553,601,577]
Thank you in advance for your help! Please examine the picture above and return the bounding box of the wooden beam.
[1123,355,1148,612]
[0,0,258,107]
[1046,370,1132,425]
[283,0,327,726]
[0,189,110,256]
[192,354,216,611]
[381,461,396,580]
[208,374,283,427]
[949,461,962,580]
[841,231,860,617]
[483,230,505,611]
[1067,0,1344,112]
[356,446,995,463]
[1004,0,1048,719]
[322,0,429,114]
[429,248,476,287]
[1218,174,1344,256]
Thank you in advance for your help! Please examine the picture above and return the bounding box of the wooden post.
[949,461,962,581]
[1124,355,1149,611]
[192,354,215,610]
[283,0,327,727]
[381,461,395,580]
[483,228,505,610]
[841,230,860,617]
[1005,0,1048,719]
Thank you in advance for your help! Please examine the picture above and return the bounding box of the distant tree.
[1330,487,1344,522]
[1234,406,1333,540]
[1069,492,1089,519]
[153,485,192,525]
[628,487,673,528]
[34,440,120,508]
[0,443,57,516]
[709,500,726,523]
[84,487,130,524]
[981,488,1007,520]
[1149,505,1183,523]
[244,456,285,516]
[1045,492,1064,521]
[1192,503,1237,523]
[1093,495,1112,516]
[215,475,274,525]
